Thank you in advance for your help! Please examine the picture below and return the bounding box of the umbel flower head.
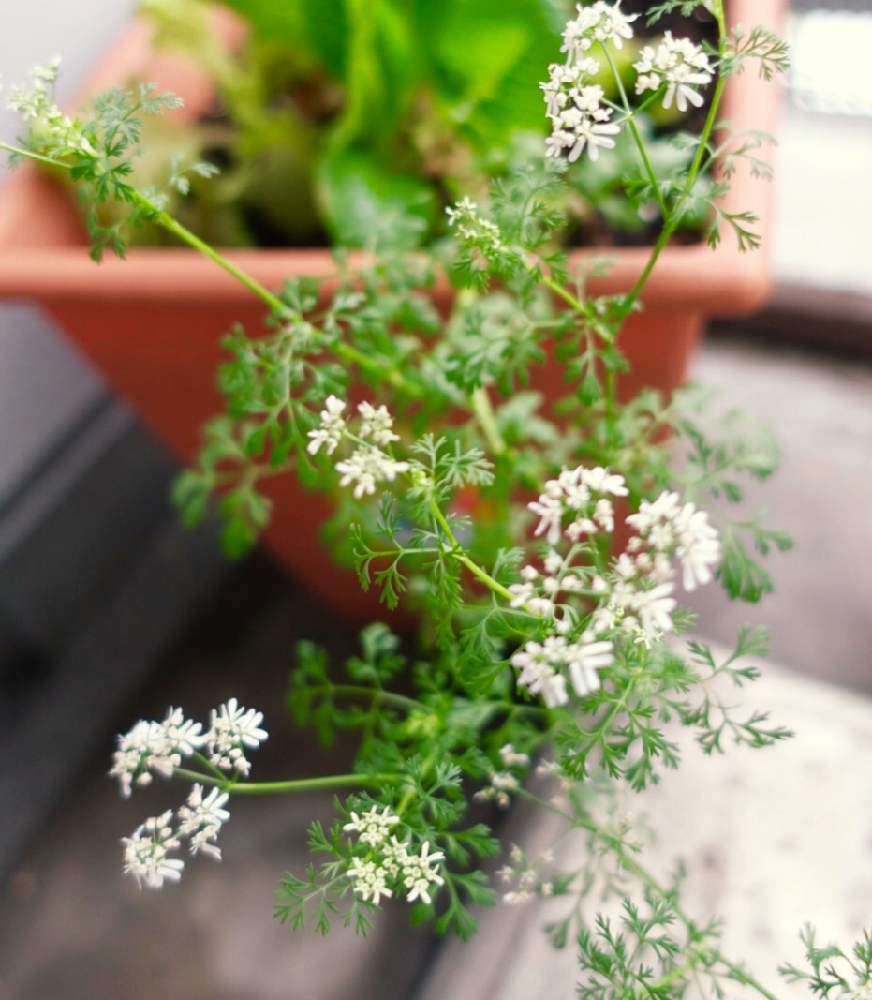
[307,397,410,498]
[111,699,267,888]
[542,3,716,162]
[342,805,445,908]
[122,811,184,890]
[109,706,205,798]
[541,2,638,163]
[634,32,715,112]
[506,465,720,708]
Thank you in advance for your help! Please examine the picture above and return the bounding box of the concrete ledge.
[418,658,872,999]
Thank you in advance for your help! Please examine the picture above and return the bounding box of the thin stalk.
[193,750,227,782]
[539,271,587,316]
[0,140,68,170]
[313,683,424,714]
[457,554,515,604]
[174,767,396,796]
[470,386,507,457]
[129,190,289,315]
[600,45,669,220]
[427,495,515,604]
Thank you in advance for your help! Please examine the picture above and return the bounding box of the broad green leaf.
[317,148,435,249]
[409,0,562,148]
[219,0,347,77]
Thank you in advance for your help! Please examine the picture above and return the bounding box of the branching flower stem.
[619,2,729,323]
[600,45,670,221]
[173,767,398,797]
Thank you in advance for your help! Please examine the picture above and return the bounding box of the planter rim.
[0,0,786,315]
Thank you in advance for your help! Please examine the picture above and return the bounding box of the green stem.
[315,683,424,714]
[427,495,515,604]
[648,956,706,992]
[130,189,289,315]
[600,45,669,220]
[0,140,68,170]
[174,767,396,796]
[470,386,507,457]
[458,554,515,604]
[4,141,419,394]
[193,750,226,782]
[618,10,731,324]
[540,271,587,316]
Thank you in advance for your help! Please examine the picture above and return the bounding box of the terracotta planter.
[0,1,784,621]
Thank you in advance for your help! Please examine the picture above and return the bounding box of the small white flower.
[634,32,714,113]
[205,698,268,777]
[567,116,621,163]
[511,641,568,707]
[109,707,204,798]
[626,490,719,592]
[357,401,399,447]
[508,581,535,608]
[528,493,564,546]
[177,784,230,860]
[582,467,629,497]
[544,551,564,575]
[335,446,410,499]
[348,857,393,905]
[344,805,400,848]
[306,395,347,456]
[562,2,638,61]
[633,582,677,639]
[567,637,614,697]
[122,811,185,890]
[674,503,720,591]
[402,841,445,904]
[527,597,556,618]
[445,197,504,253]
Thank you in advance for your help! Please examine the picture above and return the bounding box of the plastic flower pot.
[0,1,784,621]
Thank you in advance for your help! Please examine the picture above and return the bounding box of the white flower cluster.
[444,195,505,254]
[122,811,184,890]
[634,31,715,113]
[542,3,638,162]
[511,632,615,709]
[474,744,530,809]
[177,784,231,859]
[497,843,556,905]
[204,697,269,777]
[527,465,629,549]
[5,58,95,158]
[542,4,717,159]
[626,490,720,591]
[122,783,231,889]
[111,699,266,888]
[306,395,346,456]
[109,706,205,798]
[343,806,445,907]
[505,466,720,708]
[307,396,409,499]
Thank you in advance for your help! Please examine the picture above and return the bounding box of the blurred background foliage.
[128,0,707,248]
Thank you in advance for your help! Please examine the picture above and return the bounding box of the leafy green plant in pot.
[0,0,784,619]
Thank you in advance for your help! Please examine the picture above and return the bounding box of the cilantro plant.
[2,2,857,996]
